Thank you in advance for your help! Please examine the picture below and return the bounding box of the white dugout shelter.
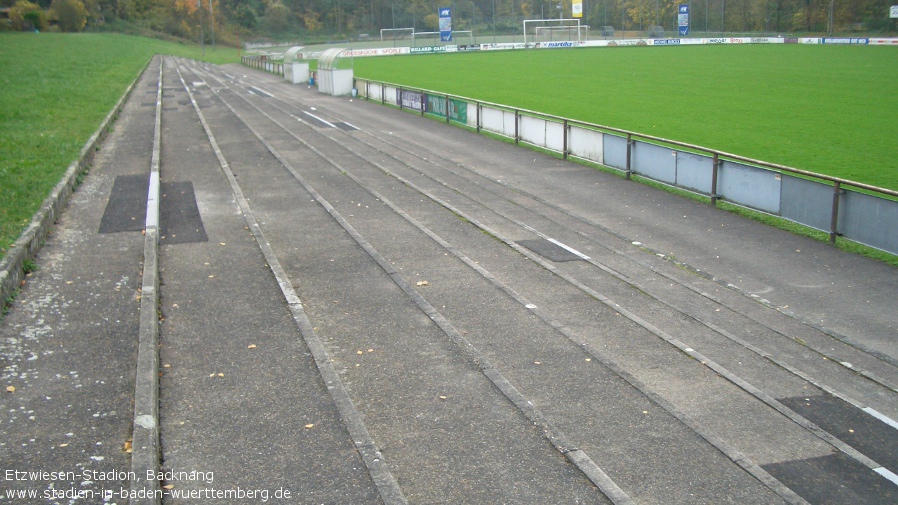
[283,46,309,84]
[317,48,354,96]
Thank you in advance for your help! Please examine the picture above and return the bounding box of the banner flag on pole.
[439,8,452,41]
[678,4,690,36]
[572,0,583,18]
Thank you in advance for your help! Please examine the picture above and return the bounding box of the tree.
[9,0,47,30]
[423,11,438,29]
[300,7,322,31]
[173,0,200,37]
[52,0,88,31]
[234,3,258,28]
[263,1,291,32]
[626,0,654,28]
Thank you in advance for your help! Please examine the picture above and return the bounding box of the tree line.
[2,0,894,40]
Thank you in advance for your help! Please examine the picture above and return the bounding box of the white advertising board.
[343,47,410,57]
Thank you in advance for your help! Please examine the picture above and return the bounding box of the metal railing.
[241,55,284,75]
[354,77,898,256]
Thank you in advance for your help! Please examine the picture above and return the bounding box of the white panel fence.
[354,77,898,256]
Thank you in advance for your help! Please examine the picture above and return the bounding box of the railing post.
[514,110,520,145]
[476,103,481,133]
[711,153,720,206]
[399,87,403,110]
[563,120,569,160]
[625,133,633,180]
[421,93,426,117]
[446,95,451,124]
[830,181,842,244]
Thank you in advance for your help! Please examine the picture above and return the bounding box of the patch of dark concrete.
[779,394,898,473]
[159,181,208,245]
[517,239,583,262]
[99,174,148,233]
[763,452,896,505]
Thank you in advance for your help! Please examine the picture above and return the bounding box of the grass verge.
[0,32,240,259]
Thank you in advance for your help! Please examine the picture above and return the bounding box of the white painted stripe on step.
[248,86,273,98]
[146,171,160,229]
[547,238,591,260]
[862,407,898,430]
[302,110,337,128]
[874,467,898,487]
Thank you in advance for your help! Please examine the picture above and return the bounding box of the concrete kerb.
[0,54,162,502]
[0,55,154,315]
[130,57,163,505]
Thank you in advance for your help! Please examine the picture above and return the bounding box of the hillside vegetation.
[2,0,895,44]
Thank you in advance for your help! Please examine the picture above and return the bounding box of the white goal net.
[380,27,414,41]
[411,30,475,45]
[523,19,587,44]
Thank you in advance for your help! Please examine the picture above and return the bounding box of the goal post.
[380,27,414,41]
[534,26,590,42]
[411,30,475,45]
[523,19,586,44]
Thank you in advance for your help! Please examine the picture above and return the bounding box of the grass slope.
[354,45,898,190]
[0,33,239,257]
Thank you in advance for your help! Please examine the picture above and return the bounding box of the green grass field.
[0,33,240,257]
[354,45,898,191]
[1,36,895,263]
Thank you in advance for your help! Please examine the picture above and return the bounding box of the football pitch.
[353,45,898,191]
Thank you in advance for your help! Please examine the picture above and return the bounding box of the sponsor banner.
[652,38,681,45]
[730,37,750,43]
[400,89,425,110]
[678,4,689,36]
[891,5,898,18]
[598,39,649,46]
[799,38,821,44]
[572,0,583,18]
[870,38,898,45]
[410,45,454,54]
[536,41,577,48]
[706,37,751,44]
[343,47,409,57]
[426,95,468,123]
[749,37,784,44]
[785,37,799,43]
[456,44,482,51]
[480,43,527,50]
[680,38,705,45]
[822,37,869,44]
[439,7,452,42]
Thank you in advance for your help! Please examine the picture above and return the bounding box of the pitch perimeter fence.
[243,55,284,75]
[352,78,898,256]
